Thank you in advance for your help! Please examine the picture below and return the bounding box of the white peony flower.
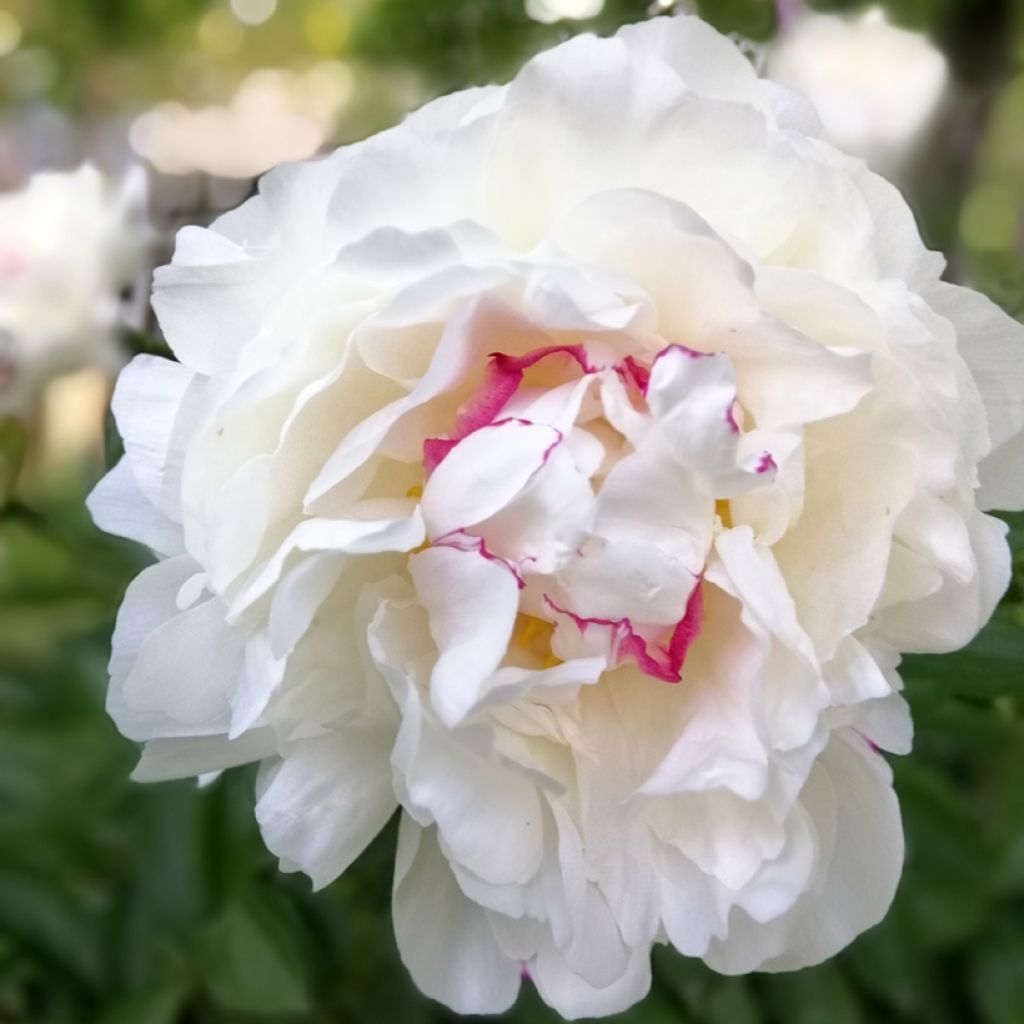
[0,165,147,417]
[89,16,1024,1019]
[766,6,949,171]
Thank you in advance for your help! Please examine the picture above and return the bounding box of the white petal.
[647,346,778,496]
[421,419,562,539]
[372,594,546,885]
[110,353,200,519]
[255,729,397,890]
[709,527,826,750]
[467,657,606,719]
[636,583,767,800]
[593,439,713,570]
[305,285,520,509]
[854,692,914,755]
[617,16,763,107]
[87,457,184,556]
[823,636,892,706]
[924,280,1024,509]
[485,22,764,250]
[978,428,1024,510]
[562,539,696,627]
[107,555,222,742]
[530,937,651,1021]
[152,225,268,375]
[229,632,286,738]
[120,594,244,736]
[657,845,727,957]
[472,440,597,575]
[927,281,1024,450]
[873,510,1011,653]
[265,552,346,659]
[409,545,520,728]
[230,506,424,619]
[131,729,277,782]
[393,818,521,1015]
[705,730,903,973]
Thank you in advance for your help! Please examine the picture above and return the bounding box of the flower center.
[411,341,776,684]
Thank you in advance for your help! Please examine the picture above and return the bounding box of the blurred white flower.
[130,62,355,179]
[91,15,1024,1019]
[766,6,949,171]
[0,165,147,418]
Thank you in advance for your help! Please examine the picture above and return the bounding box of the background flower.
[0,165,146,418]
[765,6,949,175]
[89,15,1024,1019]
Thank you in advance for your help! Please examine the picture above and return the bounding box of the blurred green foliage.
[2,0,1024,1021]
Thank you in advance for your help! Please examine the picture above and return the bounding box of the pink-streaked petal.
[545,582,703,684]
[420,418,563,540]
[422,343,597,475]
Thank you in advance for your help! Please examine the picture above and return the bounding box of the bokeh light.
[525,0,606,23]
[230,0,278,27]
[0,11,21,57]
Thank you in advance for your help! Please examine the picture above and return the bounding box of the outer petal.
[131,730,277,782]
[705,730,903,973]
[529,938,652,1021]
[110,354,198,516]
[119,595,244,738]
[153,155,346,375]
[872,510,1011,653]
[926,280,1024,510]
[393,817,521,1015]
[87,457,184,556]
[255,729,397,890]
[107,556,240,742]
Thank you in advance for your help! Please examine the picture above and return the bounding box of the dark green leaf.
[196,889,311,1015]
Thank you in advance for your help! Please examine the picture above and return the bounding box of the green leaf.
[98,944,193,1024]
[196,889,311,1015]
[98,986,189,1024]
[844,905,923,1014]
[704,978,760,1024]
[902,618,1024,701]
[896,759,996,947]
[0,869,102,987]
[969,931,1024,1024]
[758,963,862,1024]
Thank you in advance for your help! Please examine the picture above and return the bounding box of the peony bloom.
[90,16,1024,1019]
[766,6,949,172]
[0,165,147,417]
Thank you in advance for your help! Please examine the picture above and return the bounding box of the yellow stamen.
[406,484,423,499]
[516,616,543,648]
[715,499,733,529]
[513,613,561,666]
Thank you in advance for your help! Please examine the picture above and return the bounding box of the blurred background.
[1,0,1023,1021]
